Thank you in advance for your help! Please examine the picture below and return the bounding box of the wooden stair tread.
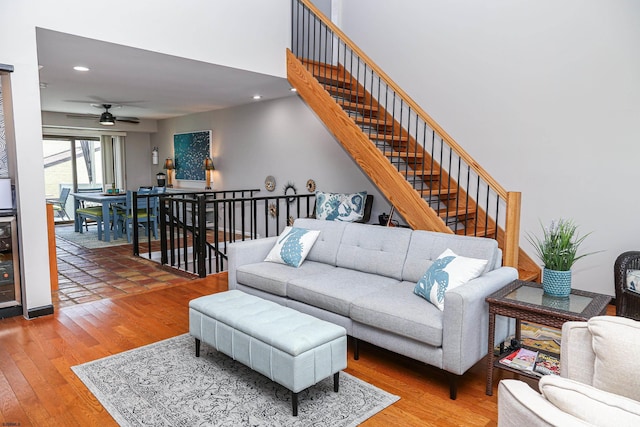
[400,169,439,177]
[455,226,496,238]
[518,269,540,282]
[323,84,365,99]
[338,100,378,113]
[437,207,476,218]
[420,187,458,197]
[367,133,409,142]
[302,59,341,71]
[352,116,395,129]
[382,150,423,159]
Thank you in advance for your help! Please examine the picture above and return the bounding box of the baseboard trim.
[0,305,23,319]
[27,304,54,319]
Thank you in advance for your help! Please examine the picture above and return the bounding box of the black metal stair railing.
[291,0,512,240]
[132,189,316,277]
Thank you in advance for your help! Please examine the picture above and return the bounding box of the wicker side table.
[485,280,611,396]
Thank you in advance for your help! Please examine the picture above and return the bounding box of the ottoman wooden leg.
[292,391,298,416]
[195,338,201,357]
[334,372,340,392]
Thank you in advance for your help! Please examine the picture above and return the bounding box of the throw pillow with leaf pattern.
[414,248,488,310]
[315,191,367,222]
[264,227,320,268]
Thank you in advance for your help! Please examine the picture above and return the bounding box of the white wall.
[338,0,640,295]
[152,96,388,219]
[0,0,291,315]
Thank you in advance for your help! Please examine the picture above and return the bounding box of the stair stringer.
[287,49,450,233]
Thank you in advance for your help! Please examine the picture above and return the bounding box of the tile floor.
[53,231,195,309]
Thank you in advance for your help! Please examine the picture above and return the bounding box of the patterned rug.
[55,224,150,249]
[72,334,399,426]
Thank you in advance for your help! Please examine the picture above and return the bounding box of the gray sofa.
[228,218,518,399]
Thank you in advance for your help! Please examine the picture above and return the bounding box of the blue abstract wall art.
[173,130,211,181]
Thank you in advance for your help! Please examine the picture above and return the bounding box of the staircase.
[288,0,539,281]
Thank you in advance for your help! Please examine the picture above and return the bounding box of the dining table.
[71,192,127,242]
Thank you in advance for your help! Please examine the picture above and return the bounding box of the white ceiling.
[36,29,296,122]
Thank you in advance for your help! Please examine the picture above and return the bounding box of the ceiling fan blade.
[66,113,100,119]
[115,117,140,124]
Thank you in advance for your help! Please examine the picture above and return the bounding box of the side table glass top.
[505,283,592,314]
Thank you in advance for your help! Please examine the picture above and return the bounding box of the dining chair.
[113,189,158,243]
[46,187,71,220]
[75,206,105,240]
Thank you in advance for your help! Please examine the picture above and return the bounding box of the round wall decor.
[283,182,297,204]
[306,179,316,192]
[264,175,276,192]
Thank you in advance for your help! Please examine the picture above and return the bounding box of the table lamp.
[203,156,215,190]
[164,158,175,188]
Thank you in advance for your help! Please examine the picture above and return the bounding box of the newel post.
[503,192,522,268]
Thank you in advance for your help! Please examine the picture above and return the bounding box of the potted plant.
[526,219,596,297]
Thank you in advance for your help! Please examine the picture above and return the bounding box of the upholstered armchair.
[614,251,640,320]
[498,316,640,426]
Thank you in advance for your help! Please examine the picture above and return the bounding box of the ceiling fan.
[66,103,141,125]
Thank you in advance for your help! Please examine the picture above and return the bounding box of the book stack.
[499,348,560,377]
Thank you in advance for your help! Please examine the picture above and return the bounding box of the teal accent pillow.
[315,191,367,222]
[413,249,488,310]
[264,227,320,268]
[626,269,640,294]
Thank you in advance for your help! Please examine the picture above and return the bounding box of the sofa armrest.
[227,237,278,290]
[497,380,590,427]
[442,266,518,375]
[560,321,595,384]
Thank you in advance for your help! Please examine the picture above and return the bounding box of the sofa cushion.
[351,281,444,347]
[336,222,412,280]
[264,226,320,267]
[236,261,335,297]
[402,230,498,283]
[293,218,347,266]
[287,268,400,316]
[413,249,488,311]
[315,191,367,222]
[539,375,640,426]
[588,315,640,401]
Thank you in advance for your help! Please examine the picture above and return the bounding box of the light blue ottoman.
[189,290,347,416]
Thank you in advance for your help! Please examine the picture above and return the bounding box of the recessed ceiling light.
[290,88,297,92]
[252,95,262,100]
[73,66,90,72]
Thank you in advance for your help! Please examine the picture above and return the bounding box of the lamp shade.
[164,158,175,170]
[99,111,115,125]
[203,156,215,171]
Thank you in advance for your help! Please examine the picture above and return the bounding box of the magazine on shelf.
[534,352,561,376]
[499,350,519,366]
[509,348,538,372]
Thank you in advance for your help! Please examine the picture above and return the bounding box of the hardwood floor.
[1,272,580,426]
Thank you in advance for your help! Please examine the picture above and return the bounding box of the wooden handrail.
[297,0,508,200]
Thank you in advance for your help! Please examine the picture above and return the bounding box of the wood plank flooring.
[1,271,610,426]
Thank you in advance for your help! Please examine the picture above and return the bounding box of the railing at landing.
[131,189,316,278]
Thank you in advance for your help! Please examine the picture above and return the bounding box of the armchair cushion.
[539,375,640,427]
[498,379,591,427]
[588,316,640,401]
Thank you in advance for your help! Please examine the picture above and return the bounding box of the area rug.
[55,224,150,249]
[72,334,399,426]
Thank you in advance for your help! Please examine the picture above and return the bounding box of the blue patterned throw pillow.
[414,249,488,310]
[264,227,321,268]
[315,191,367,222]
[626,270,640,294]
